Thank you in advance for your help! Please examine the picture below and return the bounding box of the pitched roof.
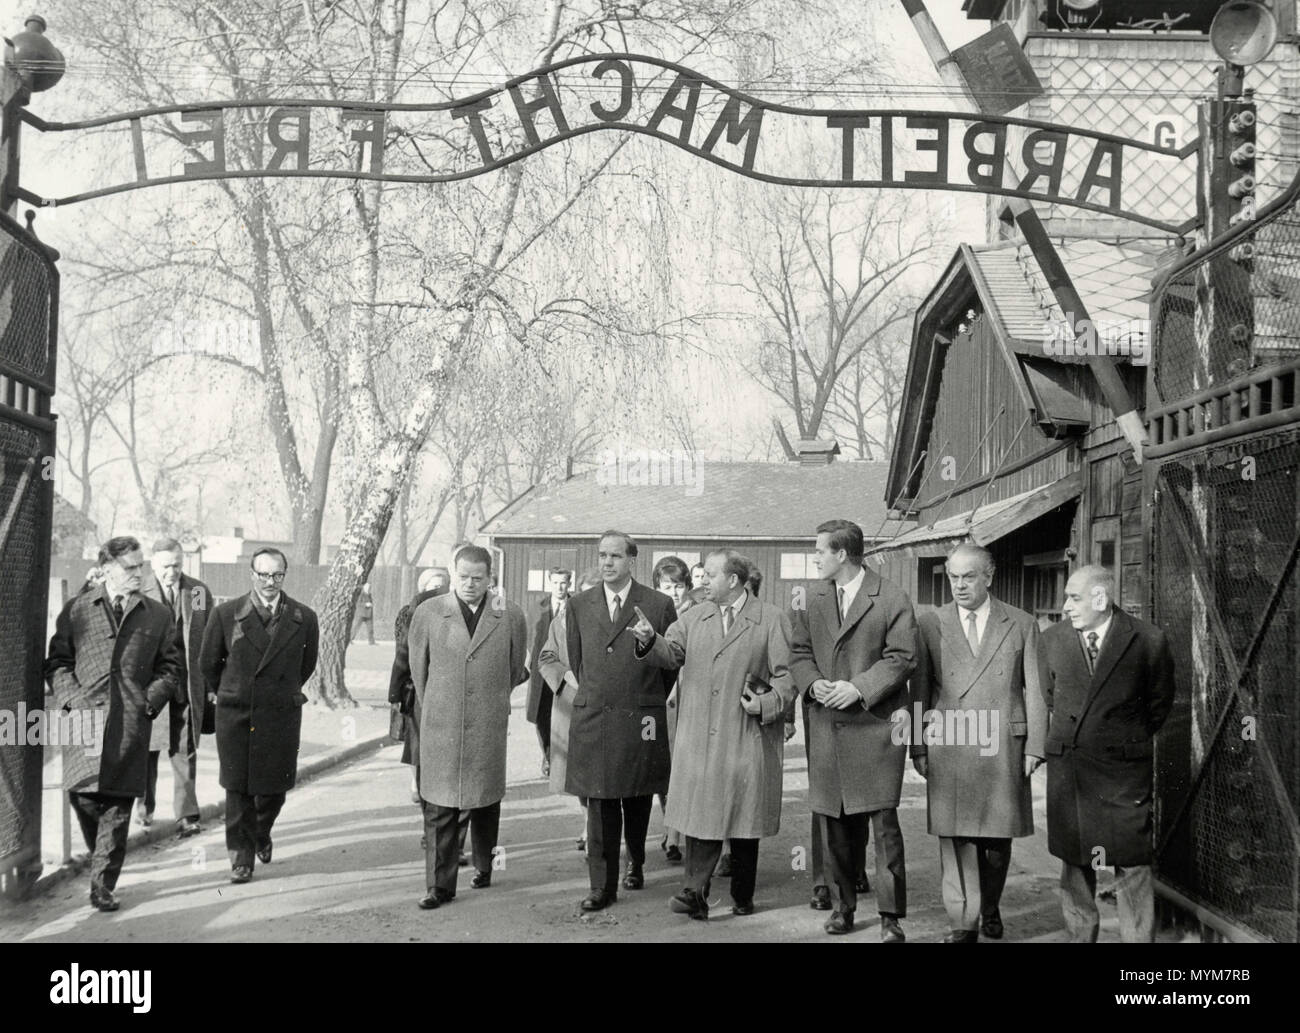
[483,461,901,541]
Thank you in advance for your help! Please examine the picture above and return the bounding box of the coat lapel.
[1088,608,1135,695]
[960,599,1013,698]
[713,594,756,659]
[237,593,272,659]
[467,596,502,658]
[835,566,878,645]
[256,594,302,674]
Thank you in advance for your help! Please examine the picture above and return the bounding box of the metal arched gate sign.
[14,53,1195,233]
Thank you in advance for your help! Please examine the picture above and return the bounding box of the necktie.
[1086,631,1100,674]
[112,595,124,626]
[837,586,846,626]
[610,593,621,622]
[965,610,980,656]
[721,604,732,635]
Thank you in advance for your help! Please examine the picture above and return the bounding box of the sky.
[1,1,992,553]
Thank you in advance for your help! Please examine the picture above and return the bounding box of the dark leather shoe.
[256,839,272,864]
[716,853,733,877]
[458,852,469,867]
[622,862,644,890]
[230,866,252,884]
[576,837,586,853]
[881,915,906,943]
[669,889,709,920]
[943,929,980,943]
[665,844,683,864]
[855,873,871,894]
[89,887,120,912]
[731,900,755,916]
[824,910,855,935]
[810,886,832,911]
[177,818,201,838]
[580,889,616,911]
[418,888,454,910]
[471,870,491,889]
[981,908,1004,940]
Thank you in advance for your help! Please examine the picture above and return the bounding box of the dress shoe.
[256,839,273,865]
[716,853,733,877]
[809,886,832,911]
[943,929,979,943]
[458,852,469,867]
[418,888,454,910]
[471,870,492,889]
[177,818,201,838]
[824,910,855,935]
[855,873,871,894]
[981,908,1004,940]
[880,915,906,943]
[665,844,683,864]
[622,862,644,890]
[731,900,755,916]
[230,866,253,884]
[89,887,120,912]
[580,889,616,911]
[576,837,586,853]
[669,889,709,920]
[137,809,153,828]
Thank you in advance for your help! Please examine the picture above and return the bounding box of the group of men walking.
[46,516,1175,943]
[392,520,1175,942]
[45,537,318,909]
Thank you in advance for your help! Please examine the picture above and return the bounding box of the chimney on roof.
[792,439,840,465]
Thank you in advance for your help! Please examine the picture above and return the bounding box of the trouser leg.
[825,809,868,914]
[938,836,981,932]
[142,750,160,816]
[422,801,464,894]
[729,838,760,904]
[683,836,723,899]
[254,792,286,851]
[871,808,906,918]
[976,837,1012,918]
[469,801,501,873]
[170,737,199,822]
[1115,864,1155,943]
[810,811,827,889]
[586,797,623,894]
[91,796,132,891]
[1059,861,1100,943]
[225,789,257,869]
[69,791,100,853]
[621,794,653,866]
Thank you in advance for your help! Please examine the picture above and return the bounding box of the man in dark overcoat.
[542,530,676,911]
[199,547,319,883]
[1038,564,1175,942]
[45,535,182,911]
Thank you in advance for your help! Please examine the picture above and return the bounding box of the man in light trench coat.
[408,545,527,909]
[910,543,1047,941]
[632,549,795,919]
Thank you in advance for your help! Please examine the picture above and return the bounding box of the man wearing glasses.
[199,547,319,883]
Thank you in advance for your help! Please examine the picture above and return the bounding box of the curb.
[25,731,394,900]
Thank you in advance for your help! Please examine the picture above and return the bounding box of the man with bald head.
[1037,564,1175,942]
[910,543,1046,941]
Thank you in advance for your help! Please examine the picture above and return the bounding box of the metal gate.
[0,210,57,897]
[1147,166,1300,942]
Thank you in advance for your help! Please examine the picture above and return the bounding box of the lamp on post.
[2,14,64,217]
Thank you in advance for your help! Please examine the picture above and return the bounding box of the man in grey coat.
[408,545,527,909]
[910,544,1046,941]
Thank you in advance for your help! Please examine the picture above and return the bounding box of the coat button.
[606,646,614,654]
[711,690,718,696]
[834,721,845,729]
[709,729,717,735]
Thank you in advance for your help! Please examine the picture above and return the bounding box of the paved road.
[1,690,1095,943]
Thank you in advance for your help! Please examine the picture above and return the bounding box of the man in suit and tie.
[790,519,917,939]
[1038,565,1176,942]
[45,536,183,911]
[525,567,571,777]
[143,538,214,838]
[542,530,677,911]
[911,544,1047,941]
[408,546,527,909]
[199,547,319,883]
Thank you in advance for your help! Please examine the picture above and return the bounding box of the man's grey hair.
[1074,563,1116,599]
[946,542,995,576]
